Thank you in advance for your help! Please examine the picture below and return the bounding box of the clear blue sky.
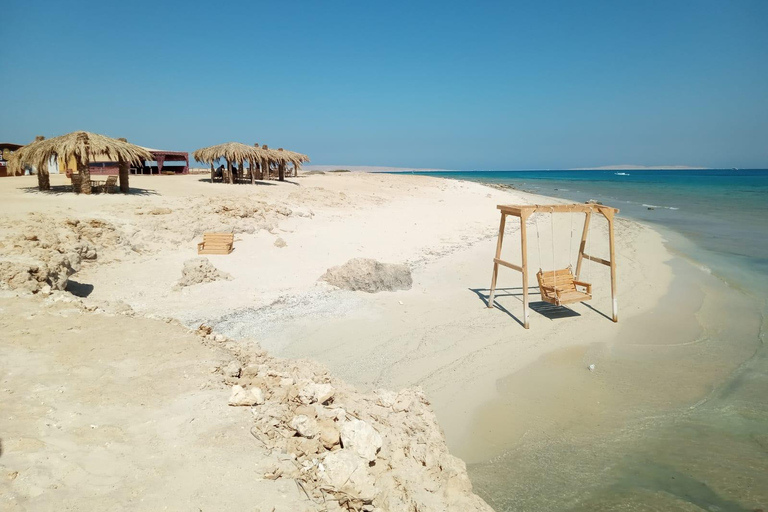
[2,0,767,169]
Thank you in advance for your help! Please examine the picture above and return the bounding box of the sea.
[410,169,768,511]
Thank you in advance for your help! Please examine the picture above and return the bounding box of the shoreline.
[3,171,758,510]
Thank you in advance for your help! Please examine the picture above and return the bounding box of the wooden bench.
[197,233,234,255]
[536,267,592,306]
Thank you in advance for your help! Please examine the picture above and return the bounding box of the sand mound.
[174,258,233,290]
[202,328,492,512]
[320,258,412,293]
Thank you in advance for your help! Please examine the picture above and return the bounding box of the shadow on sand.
[66,280,94,298]
[196,177,299,186]
[470,286,582,327]
[20,185,159,196]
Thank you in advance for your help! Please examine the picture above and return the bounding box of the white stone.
[340,418,382,462]
[223,361,241,378]
[290,414,320,438]
[228,385,260,406]
[251,387,265,405]
[374,389,398,408]
[322,449,377,501]
[299,381,335,405]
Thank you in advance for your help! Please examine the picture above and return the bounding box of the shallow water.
[409,170,768,510]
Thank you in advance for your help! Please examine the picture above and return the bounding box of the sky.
[2,0,767,170]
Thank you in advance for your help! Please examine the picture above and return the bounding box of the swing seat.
[536,267,592,306]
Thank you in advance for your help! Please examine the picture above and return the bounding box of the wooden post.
[488,211,506,308]
[118,159,129,193]
[227,161,234,184]
[210,163,215,183]
[520,212,530,329]
[250,159,255,185]
[607,212,618,322]
[575,211,591,279]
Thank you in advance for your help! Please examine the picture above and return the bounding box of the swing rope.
[550,207,556,293]
[568,205,574,270]
[535,209,543,272]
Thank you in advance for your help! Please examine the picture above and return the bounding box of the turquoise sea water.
[413,169,768,293]
[409,169,768,511]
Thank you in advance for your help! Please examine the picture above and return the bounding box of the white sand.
[0,171,674,509]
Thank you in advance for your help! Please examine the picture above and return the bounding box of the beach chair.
[97,175,118,193]
[197,233,234,255]
[536,267,592,306]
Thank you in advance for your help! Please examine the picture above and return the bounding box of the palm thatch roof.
[16,131,152,171]
[193,142,265,165]
[281,148,310,164]
[257,145,310,166]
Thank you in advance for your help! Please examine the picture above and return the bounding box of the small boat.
[614,172,630,176]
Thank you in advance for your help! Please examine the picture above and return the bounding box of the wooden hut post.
[37,160,50,191]
[118,159,129,193]
[116,138,130,193]
[210,163,215,183]
[78,134,92,195]
[33,136,50,191]
[250,159,255,185]
[227,161,234,184]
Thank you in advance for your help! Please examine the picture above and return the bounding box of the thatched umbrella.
[193,142,263,185]
[282,149,310,177]
[16,131,151,194]
[256,144,297,181]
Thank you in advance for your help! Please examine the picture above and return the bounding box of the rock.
[294,405,317,418]
[213,334,226,342]
[290,415,320,438]
[318,419,341,449]
[393,394,413,413]
[227,385,263,406]
[0,253,80,294]
[251,388,265,405]
[319,258,412,293]
[149,207,173,215]
[374,389,398,408]
[299,381,335,405]
[274,237,287,248]
[223,361,241,378]
[340,419,382,462]
[322,449,377,501]
[173,257,232,290]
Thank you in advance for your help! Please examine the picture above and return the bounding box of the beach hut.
[14,131,152,194]
[283,148,310,177]
[0,142,24,177]
[193,142,265,184]
[257,145,308,181]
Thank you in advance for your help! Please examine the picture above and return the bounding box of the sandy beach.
[1,171,760,510]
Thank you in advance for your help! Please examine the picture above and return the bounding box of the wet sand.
[465,256,768,510]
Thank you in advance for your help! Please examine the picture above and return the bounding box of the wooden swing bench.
[197,233,234,255]
[536,267,592,306]
[488,203,619,328]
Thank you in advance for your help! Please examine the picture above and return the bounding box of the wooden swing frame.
[488,203,619,329]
